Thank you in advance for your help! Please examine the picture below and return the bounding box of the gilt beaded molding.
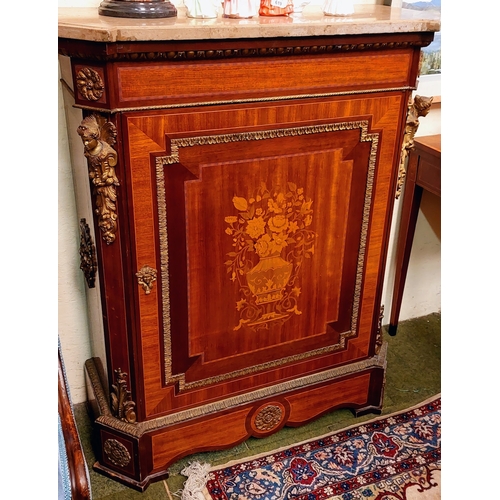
[70,85,415,115]
[59,38,432,63]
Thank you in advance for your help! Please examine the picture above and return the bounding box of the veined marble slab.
[58,5,440,43]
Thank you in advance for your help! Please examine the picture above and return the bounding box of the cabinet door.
[121,92,404,420]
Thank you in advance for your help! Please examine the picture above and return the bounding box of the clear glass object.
[184,0,220,18]
[222,0,259,18]
[323,0,355,16]
[291,0,311,15]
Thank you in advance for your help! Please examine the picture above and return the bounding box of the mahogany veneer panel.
[120,94,402,421]
[151,407,252,470]
[115,50,413,107]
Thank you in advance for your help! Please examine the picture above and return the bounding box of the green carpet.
[73,312,441,500]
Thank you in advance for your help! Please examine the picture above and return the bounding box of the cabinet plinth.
[60,16,436,490]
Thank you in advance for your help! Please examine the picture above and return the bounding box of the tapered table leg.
[389,153,423,336]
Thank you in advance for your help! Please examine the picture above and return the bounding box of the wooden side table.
[388,134,441,335]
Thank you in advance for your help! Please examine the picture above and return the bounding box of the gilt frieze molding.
[76,67,104,101]
[59,38,432,63]
[77,114,120,245]
[71,86,415,115]
[395,95,433,199]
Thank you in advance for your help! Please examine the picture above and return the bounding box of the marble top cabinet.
[59,5,439,491]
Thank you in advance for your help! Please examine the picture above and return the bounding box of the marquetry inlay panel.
[119,89,404,423]
[153,120,379,391]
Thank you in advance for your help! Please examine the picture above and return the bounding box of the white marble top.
[58,5,440,43]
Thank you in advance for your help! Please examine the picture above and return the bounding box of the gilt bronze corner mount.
[79,218,97,288]
[111,368,137,424]
[396,95,433,199]
[77,114,120,245]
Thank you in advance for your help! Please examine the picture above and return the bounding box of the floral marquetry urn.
[225,182,316,331]
[246,253,293,305]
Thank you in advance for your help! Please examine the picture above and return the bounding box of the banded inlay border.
[154,120,379,391]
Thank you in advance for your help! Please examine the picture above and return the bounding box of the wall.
[58,0,441,403]
[58,72,92,396]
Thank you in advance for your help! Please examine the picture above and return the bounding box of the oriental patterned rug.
[191,395,440,500]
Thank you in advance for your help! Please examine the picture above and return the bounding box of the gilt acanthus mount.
[110,368,137,424]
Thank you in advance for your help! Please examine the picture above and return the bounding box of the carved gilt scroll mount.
[396,95,433,199]
[136,265,157,295]
[77,114,120,245]
[110,368,137,424]
[79,218,97,288]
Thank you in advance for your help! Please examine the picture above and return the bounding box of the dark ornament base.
[388,323,398,336]
[99,0,177,18]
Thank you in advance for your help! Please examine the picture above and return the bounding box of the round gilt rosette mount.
[249,402,287,437]
[103,438,131,468]
[76,67,104,101]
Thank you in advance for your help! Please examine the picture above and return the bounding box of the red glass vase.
[259,0,294,16]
